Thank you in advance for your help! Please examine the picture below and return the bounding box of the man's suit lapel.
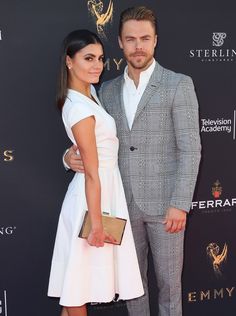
[113,77,130,132]
[133,62,164,124]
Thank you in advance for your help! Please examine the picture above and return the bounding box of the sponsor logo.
[90,294,125,310]
[187,287,235,302]
[189,32,236,62]
[90,301,125,310]
[212,32,226,47]
[200,110,236,140]
[0,290,8,316]
[212,180,222,199]
[206,242,227,277]
[88,0,113,39]
[0,226,17,236]
[191,180,236,214]
[201,117,231,134]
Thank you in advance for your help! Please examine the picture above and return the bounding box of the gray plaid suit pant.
[126,196,185,316]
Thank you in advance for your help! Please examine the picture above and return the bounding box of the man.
[64,6,201,316]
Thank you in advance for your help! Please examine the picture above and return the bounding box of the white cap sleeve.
[63,102,95,129]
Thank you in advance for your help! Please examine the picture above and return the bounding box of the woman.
[47,30,144,316]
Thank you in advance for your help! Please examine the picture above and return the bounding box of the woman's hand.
[87,227,117,247]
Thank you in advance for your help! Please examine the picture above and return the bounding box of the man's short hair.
[119,6,157,36]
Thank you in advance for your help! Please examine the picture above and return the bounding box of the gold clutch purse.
[79,211,127,245]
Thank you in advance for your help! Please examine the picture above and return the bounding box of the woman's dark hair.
[57,29,104,110]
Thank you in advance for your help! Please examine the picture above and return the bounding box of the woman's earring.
[67,65,72,70]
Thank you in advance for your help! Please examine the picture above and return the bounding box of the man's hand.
[163,207,187,233]
[64,144,84,173]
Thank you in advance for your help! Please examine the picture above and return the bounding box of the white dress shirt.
[123,59,156,130]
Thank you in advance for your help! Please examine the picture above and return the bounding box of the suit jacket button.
[130,146,135,151]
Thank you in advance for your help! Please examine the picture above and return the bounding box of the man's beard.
[126,53,153,70]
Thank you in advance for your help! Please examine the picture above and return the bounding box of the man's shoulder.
[100,74,123,92]
[158,63,193,86]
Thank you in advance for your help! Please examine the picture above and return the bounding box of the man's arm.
[164,75,201,233]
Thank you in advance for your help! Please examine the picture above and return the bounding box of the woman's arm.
[71,116,115,247]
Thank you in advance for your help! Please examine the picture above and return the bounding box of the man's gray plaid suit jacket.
[99,62,201,215]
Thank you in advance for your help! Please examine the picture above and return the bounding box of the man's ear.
[154,34,158,48]
[118,36,123,49]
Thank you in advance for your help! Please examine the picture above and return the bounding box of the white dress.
[48,87,144,306]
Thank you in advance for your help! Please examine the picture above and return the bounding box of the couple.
[48,6,201,316]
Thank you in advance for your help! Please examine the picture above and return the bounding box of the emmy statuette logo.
[212,180,222,199]
[206,242,228,277]
[187,240,234,303]
[87,0,113,39]
[87,1,124,72]
[213,32,227,47]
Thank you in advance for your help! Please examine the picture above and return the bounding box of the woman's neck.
[68,80,91,98]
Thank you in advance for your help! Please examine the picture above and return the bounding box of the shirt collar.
[124,58,156,87]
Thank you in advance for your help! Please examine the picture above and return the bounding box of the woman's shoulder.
[62,89,97,128]
[63,89,93,114]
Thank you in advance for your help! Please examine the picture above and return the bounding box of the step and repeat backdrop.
[0,0,236,315]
